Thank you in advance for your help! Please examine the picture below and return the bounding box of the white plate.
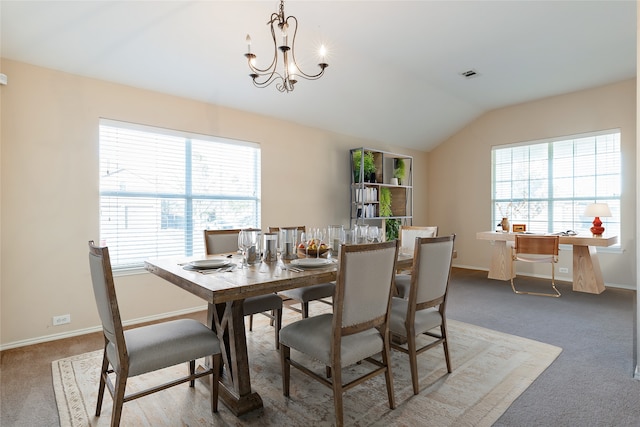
[189,259,231,269]
[291,258,332,268]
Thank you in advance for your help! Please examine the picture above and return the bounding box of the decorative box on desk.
[476,231,618,294]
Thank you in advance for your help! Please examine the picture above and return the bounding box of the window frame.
[491,129,620,240]
[99,119,261,272]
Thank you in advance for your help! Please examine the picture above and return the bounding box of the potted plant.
[393,158,405,185]
[353,150,377,183]
[385,218,401,241]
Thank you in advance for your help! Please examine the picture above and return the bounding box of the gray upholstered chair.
[510,234,561,297]
[280,240,399,427]
[204,229,283,348]
[395,225,439,298]
[389,234,455,395]
[88,241,221,427]
[269,226,335,318]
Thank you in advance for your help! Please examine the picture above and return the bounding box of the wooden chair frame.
[280,240,399,427]
[510,234,561,297]
[269,225,334,318]
[89,241,221,427]
[390,235,455,395]
[204,229,283,347]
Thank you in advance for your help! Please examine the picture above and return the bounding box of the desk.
[476,231,618,294]
[145,253,412,416]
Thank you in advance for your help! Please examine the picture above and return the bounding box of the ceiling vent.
[460,69,480,79]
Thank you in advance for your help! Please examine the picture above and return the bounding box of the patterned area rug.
[52,310,561,427]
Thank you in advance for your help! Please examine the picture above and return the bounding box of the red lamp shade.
[583,203,612,236]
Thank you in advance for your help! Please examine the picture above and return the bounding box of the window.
[492,129,620,237]
[99,119,261,270]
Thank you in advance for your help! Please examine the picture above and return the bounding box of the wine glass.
[299,232,308,258]
[238,230,251,268]
[315,228,326,258]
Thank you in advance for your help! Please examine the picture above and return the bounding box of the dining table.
[145,251,413,416]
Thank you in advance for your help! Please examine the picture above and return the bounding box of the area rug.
[53,311,561,427]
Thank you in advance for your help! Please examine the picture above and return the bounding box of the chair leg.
[302,302,310,319]
[382,333,396,409]
[249,314,254,331]
[280,345,291,396]
[189,360,196,387]
[111,371,127,427]
[210,353,221,413]
[510,260,561,297]
[441,322,452,373]
[407,332,420,395]
[331,364,344,427]
[95,349,109,416]
[274,308,282,350]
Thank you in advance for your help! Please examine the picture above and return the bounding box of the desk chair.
[204,229,283,348]
[510,234,561,297]
[269,226,335,318]
[395,225,439,299]
[280,240,399,427]
[88,241,221,427]
[389,235,455,395]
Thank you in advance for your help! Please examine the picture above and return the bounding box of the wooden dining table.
[145,252,413,416]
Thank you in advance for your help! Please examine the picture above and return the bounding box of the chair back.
[411,235,456,308]
[204,229,241,255]
[514,235,559,257]
[400,226,438,253]
[268,226,306,233]
[88,241,126,361]
[334,240,399,334]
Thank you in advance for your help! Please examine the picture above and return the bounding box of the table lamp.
[583,203,612,236]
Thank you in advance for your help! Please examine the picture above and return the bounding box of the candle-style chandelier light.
[244,0,328,93]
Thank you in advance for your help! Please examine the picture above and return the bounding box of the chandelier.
[244,0,328,93]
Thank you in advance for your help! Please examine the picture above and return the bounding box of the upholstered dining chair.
[389,234,455,395]
[510,234,561,297]
[204,229,283,348]
[279,240,399,427]
[88,241,221,427]
[269,226,335,318]
[395,225,439,298]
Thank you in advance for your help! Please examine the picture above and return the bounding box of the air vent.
[460,69,479,79]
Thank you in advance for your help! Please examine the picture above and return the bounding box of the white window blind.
[99,119,261,270]
[492,129,620,236]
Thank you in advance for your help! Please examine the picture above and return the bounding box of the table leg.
[572,245,606,294]
[487,240,515,281]
[207,301,263,416]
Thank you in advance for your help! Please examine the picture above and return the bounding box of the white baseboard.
[0,305,208,351]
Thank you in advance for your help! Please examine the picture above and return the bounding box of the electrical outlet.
[559,267,569,274]
[53,314,71,326]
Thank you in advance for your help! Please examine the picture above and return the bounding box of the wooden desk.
[145,253,412,416]
[476,231,618,294]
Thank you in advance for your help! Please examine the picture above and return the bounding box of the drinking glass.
[368,225,380,243]
[315,228,326,258]
[356,224,369,244]
[237,230,250,268]
[299,232,308,257]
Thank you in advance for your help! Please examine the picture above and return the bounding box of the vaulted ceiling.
[1,1,636,151]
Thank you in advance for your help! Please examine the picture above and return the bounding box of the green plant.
[385,218,401,241]
[393,158,405,181]
[352,150,376,182]
[379,187,392,217]
[363,151,376,177]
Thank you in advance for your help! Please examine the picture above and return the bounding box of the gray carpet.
[447,269,639,426]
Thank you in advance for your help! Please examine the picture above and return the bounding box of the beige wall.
[1,58,635,349]
[0,59,428,348]
[428,79,637,288]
